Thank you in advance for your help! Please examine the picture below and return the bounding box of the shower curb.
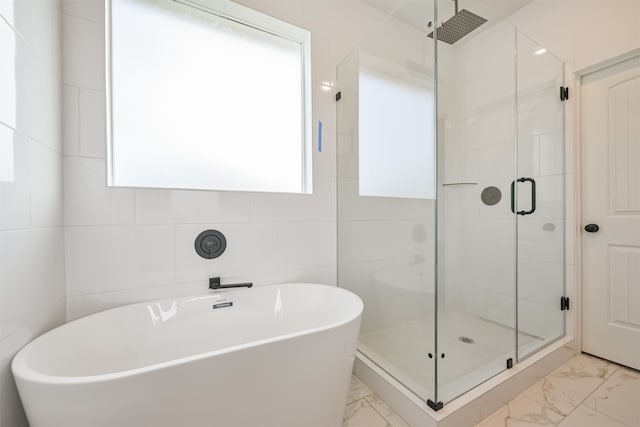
[353,337,575,427]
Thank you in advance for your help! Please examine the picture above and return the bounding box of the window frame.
[105,0,313,193]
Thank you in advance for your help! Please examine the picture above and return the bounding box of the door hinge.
[560,86,569,101]
[335,91,342,102]
[507,358,514,369]
[561,296,570,311]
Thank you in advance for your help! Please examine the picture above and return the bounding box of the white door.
[581,54,640,370]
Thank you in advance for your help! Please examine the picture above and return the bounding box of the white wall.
[509,0,640,74]
[61,0,395,320]
[0,1,66,426]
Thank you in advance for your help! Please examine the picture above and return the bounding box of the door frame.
[575,48,640,355]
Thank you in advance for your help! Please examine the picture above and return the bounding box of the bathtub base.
[20,326,356,427]
[354,337,575,427]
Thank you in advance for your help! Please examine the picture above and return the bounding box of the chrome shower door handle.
[511,177,537,215]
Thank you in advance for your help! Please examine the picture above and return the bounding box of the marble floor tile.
[475,354,636,427]
[347,375,373,404]
[523,353,618,415]
[565,353,618,379]
[343,399,391,427]
[475,394,565,427]
[558,404,629,427]
[583,367,640,426]
[365,394,410,427]
[353,354,636,427]
[476,405,510,427]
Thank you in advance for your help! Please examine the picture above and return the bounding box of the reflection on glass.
[0,17,16,131]
[0,17,16,184]
[359,55,435,200]
[0,125,15,183]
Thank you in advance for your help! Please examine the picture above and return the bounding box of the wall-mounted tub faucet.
[209,277,253,290]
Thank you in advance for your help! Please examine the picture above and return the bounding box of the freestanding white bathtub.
[12,283,363,427]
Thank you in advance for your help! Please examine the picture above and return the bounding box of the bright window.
[358,56,435,199]
[108,0,312,193]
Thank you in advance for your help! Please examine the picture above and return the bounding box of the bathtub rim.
[12,283,363,386]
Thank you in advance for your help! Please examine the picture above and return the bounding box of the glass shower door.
[434,7,567,405]
[515,31,566,360]
[434,0,517,404]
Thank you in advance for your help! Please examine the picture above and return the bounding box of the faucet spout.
[209,277,253,290]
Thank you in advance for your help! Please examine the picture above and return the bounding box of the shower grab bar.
[511,177,536,215]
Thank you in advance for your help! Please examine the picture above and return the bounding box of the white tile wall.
[62,0,104,23]
[12,28,62,152]
[61,0,392,320]
[29,141,64,227]
[0,126,30,231]
[65,225,175,294]
[0,2,65,426]
[251,176,336,223]
[277,221,336,270]
[62,84,79,155]
[0,228,65,340]
[174,223,280,283]
[64,157,134,225]
[77,87,105,158]
[62,12,104,89]
[134,189,252,225]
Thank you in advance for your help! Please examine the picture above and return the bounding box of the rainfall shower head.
[428,0,487,45]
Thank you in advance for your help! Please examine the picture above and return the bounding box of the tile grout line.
[361,397,389,425]
[552,359,627,426]
[483,357,623,427]
[556,361,622,422]
[559,363,630,425]
[364,394,405,427]
[62,11,103,25]
[351,394,390,426]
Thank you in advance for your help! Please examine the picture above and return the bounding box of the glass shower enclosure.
[337,0,567,408]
